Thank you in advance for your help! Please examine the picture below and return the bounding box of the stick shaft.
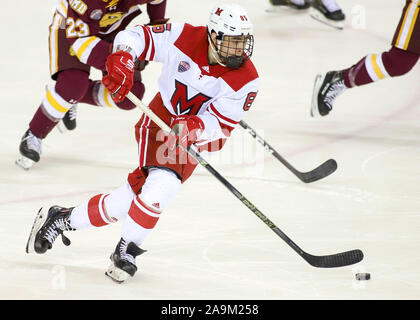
[239,120,337,183]
[125,92,361,268]
[239,120,301,175]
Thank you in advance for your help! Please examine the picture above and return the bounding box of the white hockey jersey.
[114,22,259,150]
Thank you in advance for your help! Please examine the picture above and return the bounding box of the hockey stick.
[239,120,337,183]
[126,92,363,268]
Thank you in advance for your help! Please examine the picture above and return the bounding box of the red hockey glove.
[102,51,135,103]
[164,115,205,155]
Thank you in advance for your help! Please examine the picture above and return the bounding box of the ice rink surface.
[1,0,419,300]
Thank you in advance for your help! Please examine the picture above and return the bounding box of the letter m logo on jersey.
[215,8,223,16]
[170,80,211,115]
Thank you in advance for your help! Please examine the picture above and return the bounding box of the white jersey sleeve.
[112,22,185,62]
[197,78,259,145]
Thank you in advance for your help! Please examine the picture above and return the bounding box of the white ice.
[1,0,419,299]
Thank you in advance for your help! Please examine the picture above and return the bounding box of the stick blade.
[300,159,337,183]
[304,249,364,268]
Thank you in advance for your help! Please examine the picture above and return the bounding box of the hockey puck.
[355,273,371,280]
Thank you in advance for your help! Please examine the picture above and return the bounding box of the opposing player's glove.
[147,18,170,26]
[135,59,149,72]
[164,115,205,156]
[102,51,135,103]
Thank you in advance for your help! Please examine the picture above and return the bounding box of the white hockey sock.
[69,202,92,229]
[69,183,136,229]
[121,199,157,245]
[121,168,181,246]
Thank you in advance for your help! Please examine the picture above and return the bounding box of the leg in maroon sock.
[343,47,419,88]
[78,80,101,106]
[116,81,146,110]
[55,69,90,103]
[29,106,58,139]
[382,47,419,76]
[29,69,90,139]
[79,79,145,111]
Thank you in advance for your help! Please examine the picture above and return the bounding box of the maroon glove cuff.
[147,18,170,26]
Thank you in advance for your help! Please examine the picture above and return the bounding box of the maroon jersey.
[54,0,167,70]
[392,0,420,54]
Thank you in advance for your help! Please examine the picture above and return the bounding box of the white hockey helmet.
[207,3,254,69]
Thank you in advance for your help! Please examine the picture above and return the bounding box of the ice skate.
[15,129,42,170]
[268,0,310,11]
[57,105,77,133]
[310,0,345,30]
[311,70,346,117]
[105,238,146,283]
[26,206,74,254]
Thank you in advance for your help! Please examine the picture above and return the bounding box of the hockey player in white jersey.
[26,3,259,283]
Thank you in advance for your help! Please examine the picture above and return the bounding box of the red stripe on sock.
[87,194,108,227]
[101,194,118,223]
[128,198,160,229]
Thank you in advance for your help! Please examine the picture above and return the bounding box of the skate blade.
[105,264,130,283]
[310,74,325,117]
[265,2,293,13]
[266,6,283,13]
[26,207,48,253]
[309,8,344,30]
[15,156,35,170]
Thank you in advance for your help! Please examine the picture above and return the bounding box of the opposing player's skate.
[311,70,346,117]
[105,238,146,283]
[268,0,310,11]
[26,206,74,254]
[16,129,42,170]
[310,0,345,30]
[57,105,77,133]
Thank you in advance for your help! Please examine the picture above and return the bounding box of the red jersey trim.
[138,26,156,61]
[209,104,238,127]
[145,27,156,60]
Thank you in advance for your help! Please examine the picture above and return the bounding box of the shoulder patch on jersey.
[99,12,124,27]
[90,9,103,20]
[178,61,191,72]
[69,0,88,15]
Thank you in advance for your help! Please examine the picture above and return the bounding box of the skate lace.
[119,239,136,265]
[68,106,77,121]
[44,217,72,244]
[23,131,42,154]
[324,80,346,109]
[321,0,341,12]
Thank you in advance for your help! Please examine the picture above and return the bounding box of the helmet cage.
[208,29,254,69]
